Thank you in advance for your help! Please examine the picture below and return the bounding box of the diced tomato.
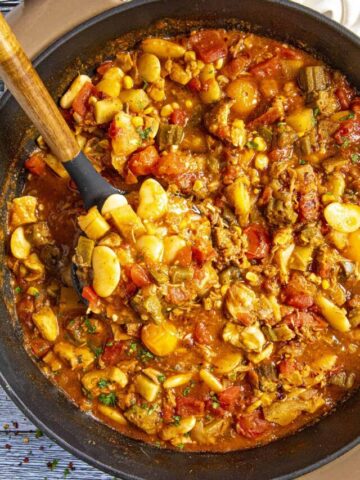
[191,245,215,266]
[268,147,292,162]
[190,30,228,63]
[244,224,270,260]
[335,85,354,110]
[176,396,205,416]
[101,341,124,366]
[72,82,93,117]
[334,118,360,145]
[188,78,202,92]
[130,264,152,288]
[162,402,175,424]
[258,186,273,206]
[166,286,190,305]
[175,245,192,267]
[128,146,160,177]
[193,321,212,345]
[236,410,271,439]
[82,286,99,305]
[222,54,250,79]
[170,109,188,127]
[108,118,122,139]
[278,359,297,376]
[299,191,319,222]
[155,152,188,176]
[30,338,51,358]
[205,398,226,417]
[97,60,114,75]
[250,56,280,78]
[24,154,46,176]
[218,386,242,411]
[285,293,314,309]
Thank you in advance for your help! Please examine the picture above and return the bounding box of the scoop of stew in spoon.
[0,12,125,299]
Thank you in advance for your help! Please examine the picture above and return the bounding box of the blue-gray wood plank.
[0,2,119,478]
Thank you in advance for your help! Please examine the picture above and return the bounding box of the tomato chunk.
[244,224,270,260]
[299,191,319,222]
[176,396,205,416]
[190,30,228,63]
[175,245,192,267]
[250,56,280,78]
[334,118,360,145]
[170,109,188,127]
[130,264,152,288]
[97,60,114,75]
[82,286,99,305]
[188,78,202,92]
[25,154,46,176]
[72,82,93,117]
[193,321,212,345]
[236,410,271,439]
[218,386,242,411]
[128,146,160,177]
[155,152,188,176]
[101,341,124,366]
[285,293,314,309]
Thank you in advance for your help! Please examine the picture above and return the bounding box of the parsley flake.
[172,415,181,426]
[47,459,59,471]
[157,374,166,383]
[35,428,43,438]
[84,317,96,334]
[98,392,117,406]
[137,127,152,140]
[97,378,109,389]
[299,159,307,165]
[340,112,355,121]
[351,153,360,163]
[14,286,22,294]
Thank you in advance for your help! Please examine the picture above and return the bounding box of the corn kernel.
[322,193,336,204]
[193,180,203,191]
[123,75,134,89]
[143,106,154,115]
[322,279,330,290]
[88,95,98,106]
[215,58,225,69]
[197,60,205,70]
[253,136,267,152]
[184,51,196,62]
[161,104,174,117]
[132,116,144,128]
[245,271,260,285]
[172,102,180,110]
[185,99,193,109]
[255,153,269,170]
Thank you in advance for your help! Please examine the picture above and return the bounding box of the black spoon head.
[71,262,88,306]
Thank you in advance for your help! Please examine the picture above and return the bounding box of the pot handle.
[0,12,80,162]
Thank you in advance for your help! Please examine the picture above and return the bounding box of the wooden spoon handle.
[0,13,80,162]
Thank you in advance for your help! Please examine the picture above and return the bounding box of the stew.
[7,29,360,452]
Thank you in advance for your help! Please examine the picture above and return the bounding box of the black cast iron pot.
[0,1,360,478]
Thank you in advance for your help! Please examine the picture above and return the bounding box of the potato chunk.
[10,226,31,259]
[141,322,178,356]
[11,196,37,228]
[32,306,59,342]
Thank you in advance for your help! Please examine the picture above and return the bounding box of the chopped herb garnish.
[299,159,307,165]
[157,374,166,383]
[97,378,109,389]
[342,138,350,148]
[137,347,154,363]
[351,153,360,163]
[35,428,43,438]
[128,341,138,354]
[177,443,185,450]
[246,140,259,150]
[172,415,181,426]
[63,467,70,479]
[14,286,22,294]
[143,80,149,90]
[340,112,355,121]
[137,127,152,140]
[210,393,220,409]
[47,459,59,471]
[313,107,320,117]
[183,386,191,396]
[98,392,117,406]
[84,317,96,334]
[89,344,103,358]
